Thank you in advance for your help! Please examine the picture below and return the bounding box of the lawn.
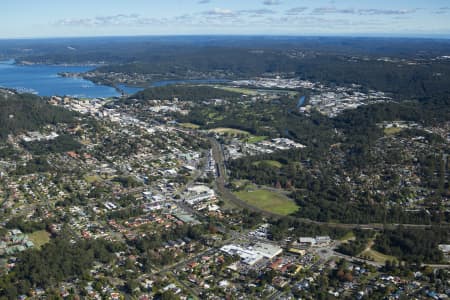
[359,239,396,263]
[209,127,251,136]
[179,123,200,129]
[339,231,356,243]
[234,189,299,215]
[84,175,102,183]
[252,160,283,168]
[209,128,267,144]
[28,230,51,250]
[246,135,268,144]
[384,127,404,135]
[360,248,396,264]
[213,86,259,95]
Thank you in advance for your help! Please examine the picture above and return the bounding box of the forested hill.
[0,91,77,140]
[128,85,242,102]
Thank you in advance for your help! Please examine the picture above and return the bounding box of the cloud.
[52,6,421,35]
[263,0,281,6]
[202,8,236,17]
[240,9,276,15]
[358,9,417,15]
[285,7,308,15]
[198,0,211,4]
[311,7,416,15]
[312,7,355,15]
[434,7,450,14]
[55,14,160,27]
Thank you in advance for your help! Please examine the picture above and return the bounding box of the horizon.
[1,33,450,42]
[2,0,450,39]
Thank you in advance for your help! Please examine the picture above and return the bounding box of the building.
[220,242,282,266]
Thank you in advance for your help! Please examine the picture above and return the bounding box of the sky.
[1,0,450,38]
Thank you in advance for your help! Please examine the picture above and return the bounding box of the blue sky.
[1,0,450,38]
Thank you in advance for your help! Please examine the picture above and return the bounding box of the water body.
[0,60,120,98]
[297,95,306,108]
[0,60,229,98]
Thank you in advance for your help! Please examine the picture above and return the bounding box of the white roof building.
[220,242,282,265]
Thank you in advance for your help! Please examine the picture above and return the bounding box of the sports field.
[234,189,299,215]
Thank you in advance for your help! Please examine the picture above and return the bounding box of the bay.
[0,60,120,98]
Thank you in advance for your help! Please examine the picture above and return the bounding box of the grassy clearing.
[359,239,396,263]
[209,128,267,144]
[246,135,268,143]
[384,127,404,135]
[340,231,356,243]
[234,189,299,216]
[84,175,102,183]
[360,248,396,264]
[28,230,50,250]
[209,127,251,136]
[231,179,253,188]
[179,123,200,129]
[252,160,283,168]
[213,86,259,95]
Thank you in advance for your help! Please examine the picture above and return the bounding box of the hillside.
[0,91,77,140]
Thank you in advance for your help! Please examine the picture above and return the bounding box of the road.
[209,137,450,231]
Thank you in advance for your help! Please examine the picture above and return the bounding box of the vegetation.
[336,229,374,257]
[269,217,348,241]
[220,96,450,224]
[0,92,77,140]
[5,217,53,233]
[374,227,448,263]
[28,230,51,250]
[0,237,125,298]
[252,160,283,169]
[209,127,251,135]
[129,85,242,102]
[13,157,54,175]
[234,189,299,216]
[21,134,81,155]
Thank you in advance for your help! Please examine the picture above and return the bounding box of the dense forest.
[0,92,77,140]
[21,134,81,155]
[374,227,448,263]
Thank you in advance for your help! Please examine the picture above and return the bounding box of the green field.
[339,231,356,243]
[359,239,396,263]
[234,189,299,215]
[360,248,396,263]
[209,127,251,136]
[28,230,51,250]
[213,86,259,95]
[252,160,283,168]
[179,123,200,129]
[246,135,268,143]
[209,128,267,144]
[84,175,102,183]
[384,127,404,135]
